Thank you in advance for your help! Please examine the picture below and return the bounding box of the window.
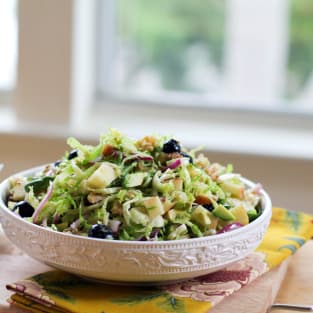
[97,0,313,112]
[1,1,313,160]
[0,0,17,105]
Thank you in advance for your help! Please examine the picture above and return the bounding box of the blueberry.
[68,149,78,160]
[162,139,181,153]
[180,151,193,163]
[203,203,214,212]
[88,224,114,239]
[54,160,61,167]
[13,201,35,217]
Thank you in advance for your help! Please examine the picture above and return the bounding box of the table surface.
[0,227,312,313]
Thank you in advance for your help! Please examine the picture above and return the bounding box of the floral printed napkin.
[6,207,313,313]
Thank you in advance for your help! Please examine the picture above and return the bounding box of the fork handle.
[270,304,313,312]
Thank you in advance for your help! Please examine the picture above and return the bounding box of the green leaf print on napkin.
[111,291,187,313]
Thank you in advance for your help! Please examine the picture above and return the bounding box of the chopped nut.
[111,200,123,216]
[207,163,220,181]
[87,192,104,204]
[102,144,114,156]
[135,136,158,152]
[195,195,212,205]
[195,153,211,169]
[9,178,26,201]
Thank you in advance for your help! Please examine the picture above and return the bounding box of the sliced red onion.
[32,182,54,224]
[136,228,161,241]
[123,154,153,164]
[166,159,182,170]
[217,222,243,234]
[53,213,60,224]
[45,169,54,177]
[137,155,154,161]
[111,150,122,159]
[110,220,121,233]
[149,228,161,239]
[14,283,26,292]
[251,183,263,195]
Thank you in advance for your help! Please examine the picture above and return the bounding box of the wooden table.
[1,227,312,313]
[212,240,313,313]
[272,240,313,313]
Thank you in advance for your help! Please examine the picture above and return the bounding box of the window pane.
[99,0,313,111]
[0,0,17,102]
[286,0,313,108]
[113,0,225,95]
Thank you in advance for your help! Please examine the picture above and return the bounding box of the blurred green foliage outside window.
[104,0,313,109]
[288,0,313,99]
[116,0,225,93]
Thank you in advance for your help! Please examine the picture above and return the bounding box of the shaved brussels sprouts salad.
[7,129,263,241]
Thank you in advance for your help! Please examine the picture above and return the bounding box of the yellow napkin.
[6,207,313,313]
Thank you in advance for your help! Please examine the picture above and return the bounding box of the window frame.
[0,90,12,106]
[0,0,17,106]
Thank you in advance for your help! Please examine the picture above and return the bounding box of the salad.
[7,129,262,241]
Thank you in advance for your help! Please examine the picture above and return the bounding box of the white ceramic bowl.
[0,166,272,284]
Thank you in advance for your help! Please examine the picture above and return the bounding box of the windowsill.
[80,102,313,161]
[1,104,313,161]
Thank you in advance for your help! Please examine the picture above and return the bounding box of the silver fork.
[268,304,313,312]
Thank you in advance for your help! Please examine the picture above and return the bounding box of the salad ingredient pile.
[7,130,262,241]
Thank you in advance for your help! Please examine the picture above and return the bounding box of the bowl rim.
[0,164,272,246]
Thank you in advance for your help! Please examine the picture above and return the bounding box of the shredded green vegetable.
[7,129,262,240]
